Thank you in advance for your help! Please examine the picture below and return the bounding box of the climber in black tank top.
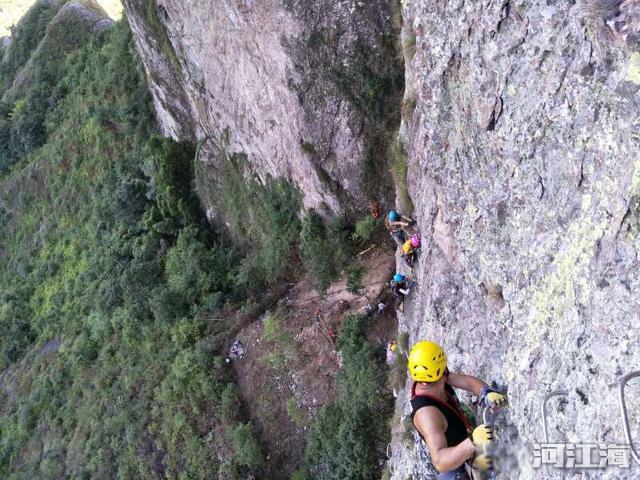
[407,341,508,479]
[410,377,471,447]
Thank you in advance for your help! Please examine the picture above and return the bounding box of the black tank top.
[410,381,471,447]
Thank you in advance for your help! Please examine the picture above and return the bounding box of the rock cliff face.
[121,0,402,213]
[390,0,640,478]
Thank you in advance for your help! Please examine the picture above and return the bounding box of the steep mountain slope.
[0,3,399,479]
[389,0,640,478]
[121,0,403,214]
[3,0,639,479]
[0,3,270,477]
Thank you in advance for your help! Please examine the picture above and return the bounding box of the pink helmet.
[411,234,421,248]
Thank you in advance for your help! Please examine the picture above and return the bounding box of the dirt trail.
[229,246,397,479]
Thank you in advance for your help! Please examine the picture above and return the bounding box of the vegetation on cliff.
[303,314,394,480]
[0,12,267,478]
[0,5,396,479]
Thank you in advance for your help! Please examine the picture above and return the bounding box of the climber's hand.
[481,386,508,410]
[485,391,508,408]
[471,424,493,447]
[472,451,494,472]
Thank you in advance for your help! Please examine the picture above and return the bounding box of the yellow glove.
[472,451,494,471]
[471,424,493,447]
[481,386,508,409]
[485,391,508,408]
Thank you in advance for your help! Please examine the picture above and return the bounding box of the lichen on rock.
[389,0,640,478]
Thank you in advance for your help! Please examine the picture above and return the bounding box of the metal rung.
[542,390,569,443]
[482,405,494,426]
[618,370,640,467]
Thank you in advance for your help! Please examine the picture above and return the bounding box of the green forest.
[0,3,394,479]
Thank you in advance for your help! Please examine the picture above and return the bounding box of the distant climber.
[389,273,415,306]
[386,210,416,230]
[315,308,336,345]
[386,341,398,365]
[385,210,417,248]
[369,199,383,219]
[408,341,508,479]
[401,234,421,268]
[226,339,245,363]
[337,299,350,313]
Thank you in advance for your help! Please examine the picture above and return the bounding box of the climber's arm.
[413,406,475,473]
[390,220,410,227]
[447,372,486,396]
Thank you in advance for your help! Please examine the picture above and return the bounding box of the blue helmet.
[393,273,405,283]
[389,210,400,221]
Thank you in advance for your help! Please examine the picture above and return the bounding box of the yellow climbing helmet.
[408,340,447,382]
